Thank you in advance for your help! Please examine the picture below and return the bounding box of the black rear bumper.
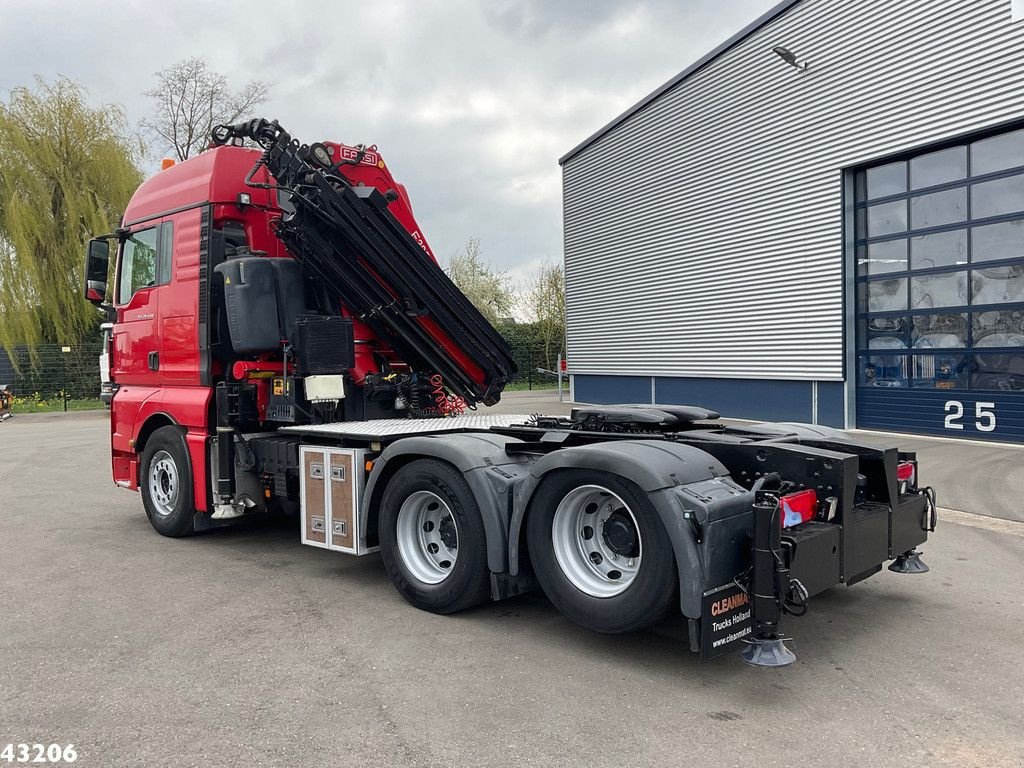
[698,490,933,660]
[787,492,931,597]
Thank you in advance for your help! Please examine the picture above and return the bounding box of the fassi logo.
[337,145,380,166]
[409,230,433,256]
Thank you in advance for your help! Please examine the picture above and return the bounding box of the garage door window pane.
[971,175,1024,219]
[860,316,909,350]
[911,229,967,270]
[971,353,1024,390]
[911,272,967,309]
[971,218,1024,263]
[864,277,907,312]
[911,187,967,229]
[858,238,907,275]
[866,161,906,199]
[971,128,1024,176]
[973,310,1024,347]
[912,354,970,389]
[911,146,966,189]
[912,313,968,348]
[860,354,907,387]
[972,266,1024,304]
[866,334,908,351]
[867,200,908,236]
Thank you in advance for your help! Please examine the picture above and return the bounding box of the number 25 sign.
[944,400,996,433]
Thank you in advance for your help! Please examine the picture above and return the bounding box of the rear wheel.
[526,470,676,633]
[379,459,490,614]
[140,426,195,538]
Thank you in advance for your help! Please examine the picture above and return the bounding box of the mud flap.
[699,581,753,661]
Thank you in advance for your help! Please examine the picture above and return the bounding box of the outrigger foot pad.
[740,637,796,667]
[888,550,930,574]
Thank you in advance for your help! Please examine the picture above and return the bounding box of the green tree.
[521,259,566,370]
[446,237,514,326]
[0,77,142,354]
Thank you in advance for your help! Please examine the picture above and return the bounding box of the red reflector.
[780,489,817,528]
[897,462,916,484]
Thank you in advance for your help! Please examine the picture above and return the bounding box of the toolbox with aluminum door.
[299,446,374,555]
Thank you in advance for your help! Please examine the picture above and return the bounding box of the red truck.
[84,119,936,666]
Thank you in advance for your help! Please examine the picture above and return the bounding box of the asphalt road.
[2,411,1023,768]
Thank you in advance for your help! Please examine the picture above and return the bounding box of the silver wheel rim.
[396,490,459,585]
[149,450,179,517]
[551,484,642,598]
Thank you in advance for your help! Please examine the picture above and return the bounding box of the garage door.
[854,127,1024,442]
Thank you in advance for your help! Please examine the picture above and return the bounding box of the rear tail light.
[780,489,817,528]
[897,461,917,493]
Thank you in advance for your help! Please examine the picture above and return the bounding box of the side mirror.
[84,239,110,305]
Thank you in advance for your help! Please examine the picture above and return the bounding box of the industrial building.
[560,0,1024,442]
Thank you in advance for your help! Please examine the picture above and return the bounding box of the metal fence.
[0,343,106,413]
[0,339,561,415]
[506,341,563,392]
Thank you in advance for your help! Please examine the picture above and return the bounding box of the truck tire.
[379,459,490,614]
[140,425,195,538]
[526,470,676,634]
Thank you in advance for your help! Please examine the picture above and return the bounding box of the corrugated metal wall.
[562,0,1024,381]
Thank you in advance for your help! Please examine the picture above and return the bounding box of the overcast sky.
[2,0,778,283]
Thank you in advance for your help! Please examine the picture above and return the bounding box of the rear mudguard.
[361,433,532,573]
[507,441,754,618]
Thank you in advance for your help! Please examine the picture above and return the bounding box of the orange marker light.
[161,158,176,171]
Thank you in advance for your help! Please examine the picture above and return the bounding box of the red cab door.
[112,224,167,387]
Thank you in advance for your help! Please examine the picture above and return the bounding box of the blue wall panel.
[573,375,650,405]
[817,381,845,428]
[654,376,814,423]
[575,374,855,428]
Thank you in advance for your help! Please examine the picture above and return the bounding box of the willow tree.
[0,77,142,354]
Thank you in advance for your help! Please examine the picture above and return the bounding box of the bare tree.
[446,238,514,326]
[140,57,271,161]
[521,259,566,369]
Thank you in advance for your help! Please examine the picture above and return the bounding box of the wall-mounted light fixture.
[771,45,808,71]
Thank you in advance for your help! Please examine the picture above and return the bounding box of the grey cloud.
[1,0,779,275]
[483,0,630,37]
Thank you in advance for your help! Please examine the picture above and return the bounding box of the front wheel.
[526,470,676,634]
[379,459,490,614]
[140,425,196,538]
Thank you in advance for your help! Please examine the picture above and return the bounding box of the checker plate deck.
[280,414,534,441]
